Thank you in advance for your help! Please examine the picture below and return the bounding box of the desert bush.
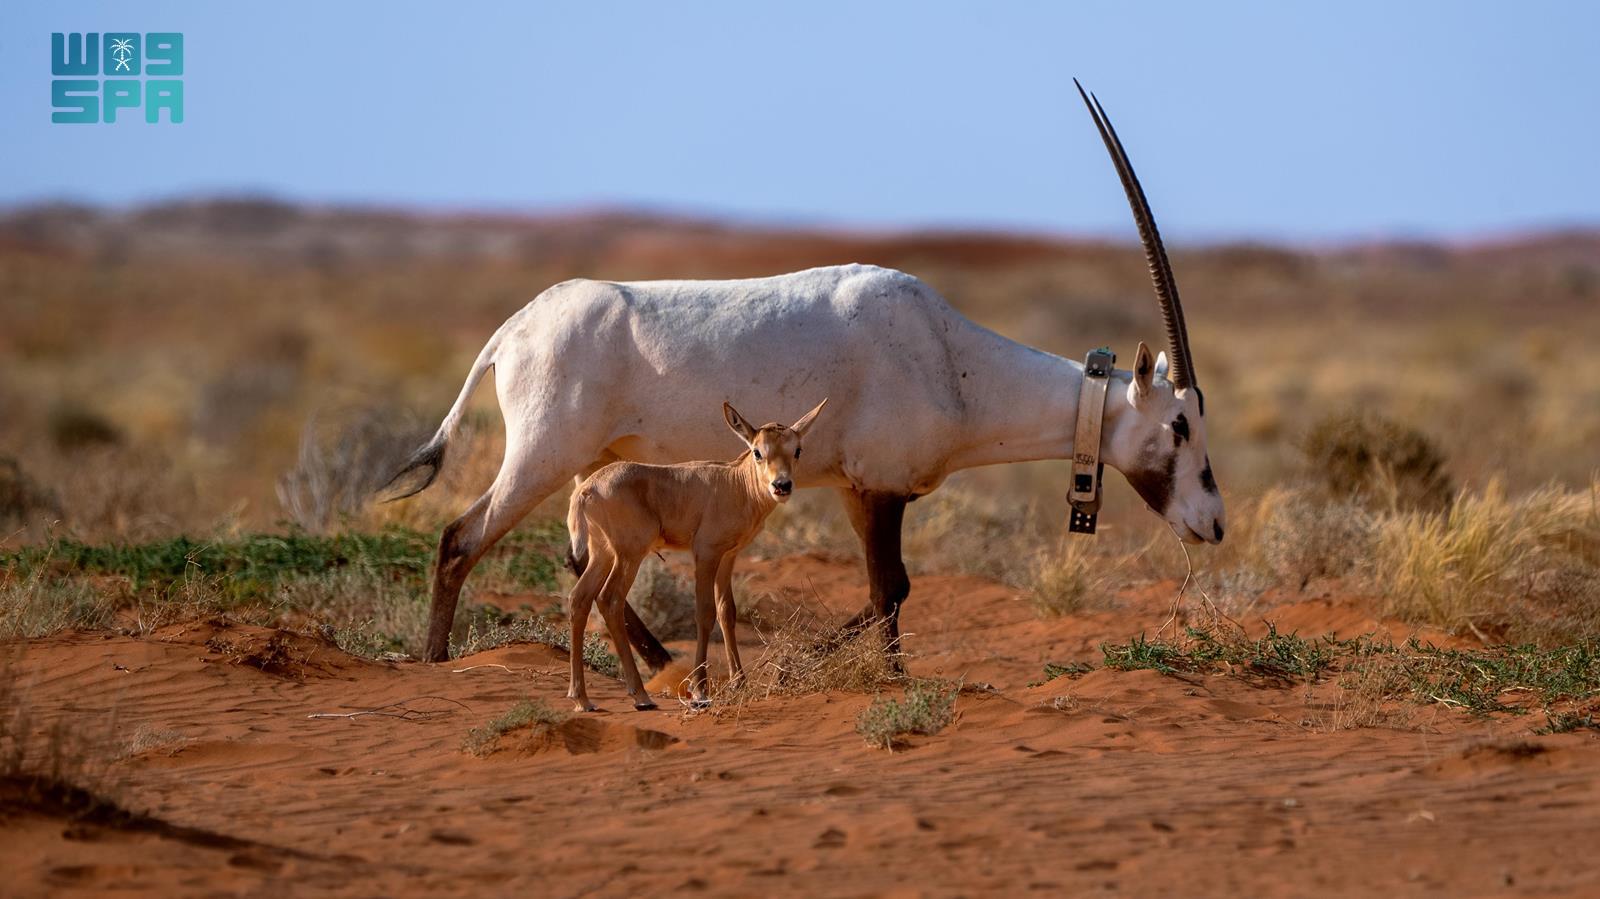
[856,679,959,750]
[0,456,61,533]
[1300,411,1453,512]
[47,402,122,451]
[462,698,569,757]
[1254,488,1374,590]
[277,405,433,532]
[281,569,430,658]
[190,336,307,445]
[1367,479,1600,642]
[42,445,197,541]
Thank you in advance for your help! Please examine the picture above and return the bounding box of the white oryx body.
[444,265,1088,493]
[391,82,1227,663]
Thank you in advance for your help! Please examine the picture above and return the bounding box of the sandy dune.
[4,555,1599,897]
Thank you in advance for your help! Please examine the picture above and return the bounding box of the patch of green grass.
[3,523,567,603]
[1100,624,1600,721]
[0,525,572,653]
[1535,712,1600,735]
[1101,633,1197,676]
[462,698,569,757]
[856,679,958,750]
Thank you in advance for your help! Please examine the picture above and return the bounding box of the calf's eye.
[753,449,762,461]
[795,447,802,459]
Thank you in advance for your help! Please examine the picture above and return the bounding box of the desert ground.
[3,203,1599,896]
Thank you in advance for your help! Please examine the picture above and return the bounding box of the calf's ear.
[724,402,758,443]
[790,398,828,437]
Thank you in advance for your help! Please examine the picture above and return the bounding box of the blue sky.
[2,2,1597,242]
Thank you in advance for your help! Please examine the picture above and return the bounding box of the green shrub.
[856,679,958,750]
[462,698,569,757]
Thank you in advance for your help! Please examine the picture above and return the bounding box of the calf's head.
[723,398,827,503]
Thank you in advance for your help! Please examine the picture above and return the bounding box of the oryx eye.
[753,449,762,461]
[795,446,802,459]
[1172,414,1190,445]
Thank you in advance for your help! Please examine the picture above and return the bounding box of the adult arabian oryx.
[386,82,1225,664]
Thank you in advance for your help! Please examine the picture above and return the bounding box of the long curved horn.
[1074,79,1196,391]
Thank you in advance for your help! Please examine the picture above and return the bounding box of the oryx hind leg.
[836,488,911,664]
[422,438,595,663]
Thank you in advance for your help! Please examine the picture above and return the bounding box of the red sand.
[4,555,1598,897]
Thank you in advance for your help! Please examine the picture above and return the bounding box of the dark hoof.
[634,700,659,712]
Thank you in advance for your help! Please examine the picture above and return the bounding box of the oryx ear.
[790,398,828,437]
[1132,342,1156,398]
[723,402,757,443]
[1154,351,1170,382]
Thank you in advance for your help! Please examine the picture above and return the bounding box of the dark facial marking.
[1200,461,1218,494]
[1123,453,1176,514]
[1172,413,1190,446]
[1195,387,1205,417]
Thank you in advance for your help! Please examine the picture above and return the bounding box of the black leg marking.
[860,491,911,653]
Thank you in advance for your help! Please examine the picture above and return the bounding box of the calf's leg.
[594,555,655,710]
[566,547,610,712]
[688,553,720,707]
[715,552,744,683]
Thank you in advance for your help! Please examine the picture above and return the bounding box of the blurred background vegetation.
[2,198,1597,649]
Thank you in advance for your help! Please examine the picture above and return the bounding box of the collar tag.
[1068,347,1115,535]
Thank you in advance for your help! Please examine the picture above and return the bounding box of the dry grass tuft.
[712,604,901,710]
[0,553,118,639]
[118,724,189,760]
[1023,536,1115,617]
[1319,657,1415,732]
[1368,478,1600,642]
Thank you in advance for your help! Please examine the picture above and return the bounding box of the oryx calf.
[565,399,827,712]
